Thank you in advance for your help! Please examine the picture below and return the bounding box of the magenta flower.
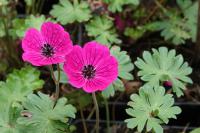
[22,22,73,66]
[64,41,118,93]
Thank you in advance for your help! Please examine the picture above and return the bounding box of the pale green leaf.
[103,0,139,13]
[125,86,181,133]
[50,0,91,25]
[135,47,192,97]
[17,92,77,133]
[85,16,121,46]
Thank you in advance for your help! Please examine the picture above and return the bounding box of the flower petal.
[64,45,86,88]
[22,28,44,52]
[22,52,45,66]
[66,69,86,88]
[95,56,118,83]
[83,41,110,66]
[54,32,73,56]
[64,45,85,72]
[23,52,66,66]
[41,22,73,54]
[83,78,110,93]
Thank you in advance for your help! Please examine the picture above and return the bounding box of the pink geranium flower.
[22,22,73,66]
[64,41,118,93]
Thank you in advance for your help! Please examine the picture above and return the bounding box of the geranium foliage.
[0,66,44,133]
[135,47,192,97]
[50,0,91,24]
[85,16,121,46]
[152,0,198,45]
[17,92,76,133]
[0,66,44,103]
[103,0,140,13]
[125,86,181,133]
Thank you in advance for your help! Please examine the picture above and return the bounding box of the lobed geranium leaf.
[17,92,77,133]
[111,46,134,80]
[0,66,44,133]
[125,86,181,133]
[178,0,198,42]
[102,46,134,98]
[0,103,31,133]
[135,47,192,97]
[102,78,124,98]
[103,0,139,13]
[85,16,121,46]
[0,66,44,103]
[50,0,91,25]
[152,0,198,45]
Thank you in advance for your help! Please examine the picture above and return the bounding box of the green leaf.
[135,47,192,97]
[0,66,44,103]
[17,92,77,133]
[85,16,121,46]
[102,78,124,98]
[50,0,91,25]
[102,84,115,98]
[177,0,192,10]
[111,46,134,80]
[182,1,198,42]
[103,0,139,13]
[152,0,198,45]
[125,86,181,133]
[102,46,134,98]
[153,18,190,45]
[11,15,55,38]
[190,128,200,133]
[0,104,30,133]
[0,66,44,133]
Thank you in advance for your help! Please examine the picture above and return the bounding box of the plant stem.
[49,64,60,100]
[103,98,110,133]
[92,92,99,133]
[86,106,96,120]
[39,0,45,14]
[80,105,88,133]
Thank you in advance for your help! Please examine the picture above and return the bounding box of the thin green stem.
[39,0,45,14]
[80,105,88,133]
[55,64,60,100]
[103,98,110,133]
[86,106,95,120]
[49,64,60,100]
[92,92,99,133]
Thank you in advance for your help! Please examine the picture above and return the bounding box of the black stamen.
[41,44,54,57]
[82,65,96,79]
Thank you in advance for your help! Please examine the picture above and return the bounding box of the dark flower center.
[82,65,96,79]
[41,44,54,57]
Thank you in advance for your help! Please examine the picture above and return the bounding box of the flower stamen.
[82,65,96,79]
[41,44,54,57]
